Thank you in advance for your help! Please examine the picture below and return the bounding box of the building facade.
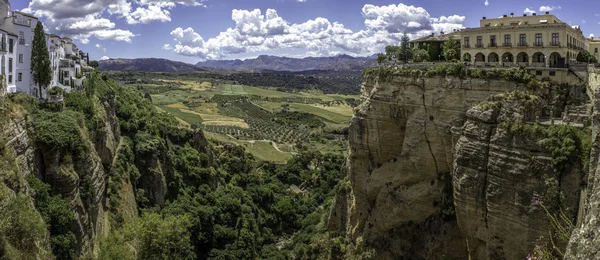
[12,11,38,95]
[459,12,588,68]
[409,31,460,61]
[589,37,600,60]
[0,0,89,98]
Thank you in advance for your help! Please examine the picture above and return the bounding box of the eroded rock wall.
[334,75,519,259]
[453,103,582,259]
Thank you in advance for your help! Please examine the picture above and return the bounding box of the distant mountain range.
[196,54,377,72]
[98,54,378,73]
[99,58,203,72]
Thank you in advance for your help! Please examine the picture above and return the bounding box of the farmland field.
[107,71,360,163]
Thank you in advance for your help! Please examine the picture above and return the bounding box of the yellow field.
[180,111,250,128]
[311,104,354,117]
[205,133,292,164]
[202,121,249,128]
[166,103,188,109]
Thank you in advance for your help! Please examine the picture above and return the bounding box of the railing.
[550,41,560,47]
[475,43,484,48]
[0,42,5,52]
[463,44,470,48]
[517,61,529,67]
[503,42,512,47]
[19,39,25,45]
[534,42,543,47]
[488,43,498,47]
[517,42,528,47]
[531,62,546,67]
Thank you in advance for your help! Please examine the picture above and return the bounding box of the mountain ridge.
[196,54,377,71]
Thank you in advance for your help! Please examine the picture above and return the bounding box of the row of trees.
[376,33,461,64]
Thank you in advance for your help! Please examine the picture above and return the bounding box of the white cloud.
[524,8,535,14]
[100,56,110,60]
[95,43,107,53]
[165,5,466,60]
[539,6,561,12]
[23,0,205,43]
[484,0,489,6]
[582,20,586,24]
[590,34,595,38]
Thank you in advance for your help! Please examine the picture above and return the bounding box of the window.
[27,19,31,26]
[8,39,13,53]
[519,34,526,46]
[18,73,22,82]
[535,33,542,46]
[552,33,559,46]
[464,37,470,47]
[595,48,598,54]
[8,75,12,83]
[550,71,556,76]
[504,35,511,46]
[536,70,543,75]
[51,39,54,43]
[477,36,482,47]
[18,54,23,63]
[18,31,25,45]
[8,58,12,72]
[490,35,496,47]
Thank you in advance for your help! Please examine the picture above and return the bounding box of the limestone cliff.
[331,73,520,259]
[453,94,583,259]
[331,67,589,259]
[565,87,600,259]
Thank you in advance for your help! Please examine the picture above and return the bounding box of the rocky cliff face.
[331,71,588,259]
[566,87,600,259]
[453,98,582,259]
[331,75,519,259]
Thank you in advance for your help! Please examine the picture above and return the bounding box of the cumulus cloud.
[95,43,107,53]
[100,56,110,60]
[539,6,561,12]
[590,34,595,38]
[524,8,535,14]
[484,0,489,6]
[165,4,466,60]
[22,0,206,43]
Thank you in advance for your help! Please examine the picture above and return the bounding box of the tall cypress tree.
[31,21,52,98]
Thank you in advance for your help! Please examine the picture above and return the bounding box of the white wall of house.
[13,12,38,97]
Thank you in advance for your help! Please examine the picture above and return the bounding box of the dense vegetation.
[0,71,349,259]
[105,70,362,95]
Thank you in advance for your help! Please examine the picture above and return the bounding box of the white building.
[12,11,38,96]
[0,0,90,98]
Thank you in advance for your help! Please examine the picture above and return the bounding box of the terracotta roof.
[410,32,459,42]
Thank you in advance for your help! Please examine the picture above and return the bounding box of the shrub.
[34,110,87,154]
[47,86,64,96]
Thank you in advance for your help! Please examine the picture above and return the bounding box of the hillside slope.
[99,58,202,72]
[197,54,377,71]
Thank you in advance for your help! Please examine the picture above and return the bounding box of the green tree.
[442,39,460,61]
[31,21,52,98]
[412,47,430,62]
[576,50,598,63]
[376,53,386,64]
[89,60,100,68]
[399,33,413,63]
[385,46,401,61]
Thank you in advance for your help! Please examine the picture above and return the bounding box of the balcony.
[463,44,470,48]
[502,42,512,47]
[550,42,561,47]
[475,43,484,48]
[488,43,498,48]
[0,42,5,52]
[534,42,544,47]
[517,42,528,47]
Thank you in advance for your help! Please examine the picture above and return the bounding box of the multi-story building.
[12,11,38,95]
[0,0,89,98]
[459,11,588,68]
[589,37,600,60]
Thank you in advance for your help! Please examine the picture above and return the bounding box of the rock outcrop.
[332,75,519,259]
[565,87,600,259]
[332,70,589,259]
[453,99,582,259]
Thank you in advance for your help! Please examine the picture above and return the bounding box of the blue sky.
[13,0,600,64]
